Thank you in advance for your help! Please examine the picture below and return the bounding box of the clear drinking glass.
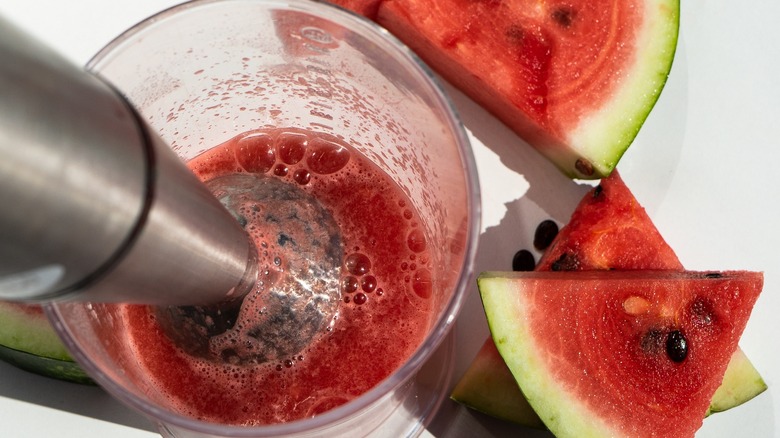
[46,0,480,436]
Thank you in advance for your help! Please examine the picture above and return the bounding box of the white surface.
[1,1,778,437]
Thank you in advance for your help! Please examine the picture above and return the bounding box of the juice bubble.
[293,168,311,185]
[407,229,426,253]
[274,163,289,176]
[306,136,350,174]
[234,132,276,173]
[411,268,432,299]
[342,276,359,293]
[344,253,371,276]
[276,131,308,165]
[360,275,377,293]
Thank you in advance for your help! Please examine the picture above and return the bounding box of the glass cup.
[45,0,480,436]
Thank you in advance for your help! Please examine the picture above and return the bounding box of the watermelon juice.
[117,127,436,425]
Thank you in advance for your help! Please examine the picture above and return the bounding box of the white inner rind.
[567,0,680,178]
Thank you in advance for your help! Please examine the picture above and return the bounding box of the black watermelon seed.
[534,220,559,250]
[704,272,723,278]
[575,158,594,176]
[551,253,579,271]
[666,330,688,363]
[592,184,603,198]
[551,6,576,28]
[512,249,536,271]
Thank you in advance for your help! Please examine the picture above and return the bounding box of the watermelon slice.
[451,172,766,424]
[0,302,93,384]
[329,0,680,178]
[479,270,763,438]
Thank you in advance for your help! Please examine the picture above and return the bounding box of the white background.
[0,1,777,437]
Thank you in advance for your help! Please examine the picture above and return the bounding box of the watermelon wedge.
[479,270,763,438]
[536,172,683,272]
[451,172,766,424]
[329,0,680,178]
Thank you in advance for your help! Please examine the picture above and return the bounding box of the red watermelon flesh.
[537,171,682,271]
[328,0,382,18]
[479,270,763,438]
[451,171,764,424]
[328,0,680,178]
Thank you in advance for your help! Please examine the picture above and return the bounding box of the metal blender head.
[0,15,257,306]
[0,16,345,365]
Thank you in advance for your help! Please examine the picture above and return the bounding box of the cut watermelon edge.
[568,0,681,178]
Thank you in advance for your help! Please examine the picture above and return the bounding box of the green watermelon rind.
[0,302,70,359]
[563,0,680,178]
[707,348,767,415]
[0,302,94,385]
[478,274,615,437]
[0,344,95,385]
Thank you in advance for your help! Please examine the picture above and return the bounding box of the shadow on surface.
[0,360,156,433]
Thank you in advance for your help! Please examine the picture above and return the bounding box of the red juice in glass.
[119,127,435,425]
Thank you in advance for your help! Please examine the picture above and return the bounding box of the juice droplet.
[234,133,275,173]
[306,137,350,174]
[345,253,371,276]
[406,229,426,253]
[276,132,308,165]
[353,293,368,305]
[411,268,432,299]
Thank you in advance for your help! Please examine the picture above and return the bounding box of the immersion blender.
[0,16,258,305]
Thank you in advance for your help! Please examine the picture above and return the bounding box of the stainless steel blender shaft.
[0,17,256,304]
